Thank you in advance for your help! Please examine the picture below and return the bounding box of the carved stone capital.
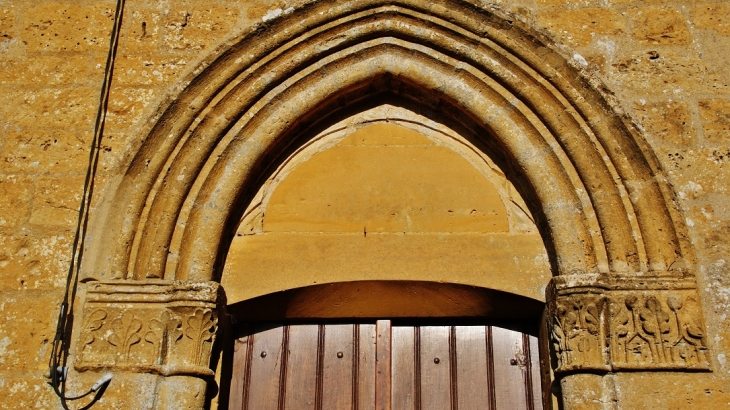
[75,281,223,377]
[548,273,710,373]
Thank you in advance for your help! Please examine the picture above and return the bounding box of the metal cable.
[49,0,125,407]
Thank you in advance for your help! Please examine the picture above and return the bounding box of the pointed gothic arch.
[86,1,689,283]
[75,1,709,408]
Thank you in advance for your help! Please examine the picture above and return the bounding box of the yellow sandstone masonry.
[628,6,692,45]
[536,8,625,47]
[699,98,730,143]
[0,0,728,408]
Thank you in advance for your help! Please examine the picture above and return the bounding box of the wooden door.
[228,321,544,410]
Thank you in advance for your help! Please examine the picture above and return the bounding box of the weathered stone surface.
[118,8,162,53]
[21,3,115,52]
[113,55,190,86]
[699,98,730,143]
[692,3,730,36]
[0,54,97,86]
[0,129,89,174]
[0,0,728,408]
[632,99,695,147]
[0,176,31,229]
[0,292,59,371]
[536,8,625,47]
[0,87,99,128]
[105,87,157,131]
[29,175,83,227]
[162,5,241,51]
[0,230,70,291]
[607,47,708,96]
[265,123,511,234]
[628,6,691,45]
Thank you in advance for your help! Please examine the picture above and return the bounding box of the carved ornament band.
[75,281,222,377]
[548,273,710,373]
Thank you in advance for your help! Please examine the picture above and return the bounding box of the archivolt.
[87,0,687,283]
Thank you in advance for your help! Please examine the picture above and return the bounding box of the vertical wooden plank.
[492,326,528,410]
[538,311,555,410]
[358,324,377,410]
[485,327,497,410]
[375,320,391,410]
[419,326,451,410]
[528,335,544,410]
[284,325,319,410]
[246,325,285,410]
[322,324,355,410]
[454,326,489,410]
[390,326,416,410]
[229,334,251,410]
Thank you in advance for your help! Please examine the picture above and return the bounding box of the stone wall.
[0,0,728,408]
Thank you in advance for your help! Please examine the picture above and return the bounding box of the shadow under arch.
[226,280,545,324]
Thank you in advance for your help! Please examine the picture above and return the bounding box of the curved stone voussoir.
[85,0,685,286]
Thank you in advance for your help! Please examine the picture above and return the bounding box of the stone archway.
[74,1,709,408]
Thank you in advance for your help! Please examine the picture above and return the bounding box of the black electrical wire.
[48,0,125,408]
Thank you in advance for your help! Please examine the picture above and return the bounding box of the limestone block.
[0,176,31,229]
[628,6,691,45]
[96,130,135,174]
[632,99,695,147]
[692,3,730,36]
[0,87,99,128]
[608,48,707,96]
[536,8,625,47]
[0,129,89,174]
[162,5,241,51]
[0,4,17,53]
[693,30,730,95]
[0,54,96,86]
[113,55,189,86]
[699,98,730,143]
[29,175,83,227]
[0,373,59,409]
[118,8,162,53]
[21,2,115,52]
[664,148,730,196]
[0,291,59,372]
[687,205,730,260]
[264,124,510,234]
[105,87,156,131]
[223,232,550,304]
[0,230,70,291]
[612,372,730,408]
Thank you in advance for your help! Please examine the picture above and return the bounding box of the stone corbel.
[548,274,710,373]
[75,281,223,378]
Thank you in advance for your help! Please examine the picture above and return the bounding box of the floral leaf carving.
[144,311,183,365]
[184,309,217,365]
[81,309,107,347]
[583,303,600,335]
[108,311,143,360]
